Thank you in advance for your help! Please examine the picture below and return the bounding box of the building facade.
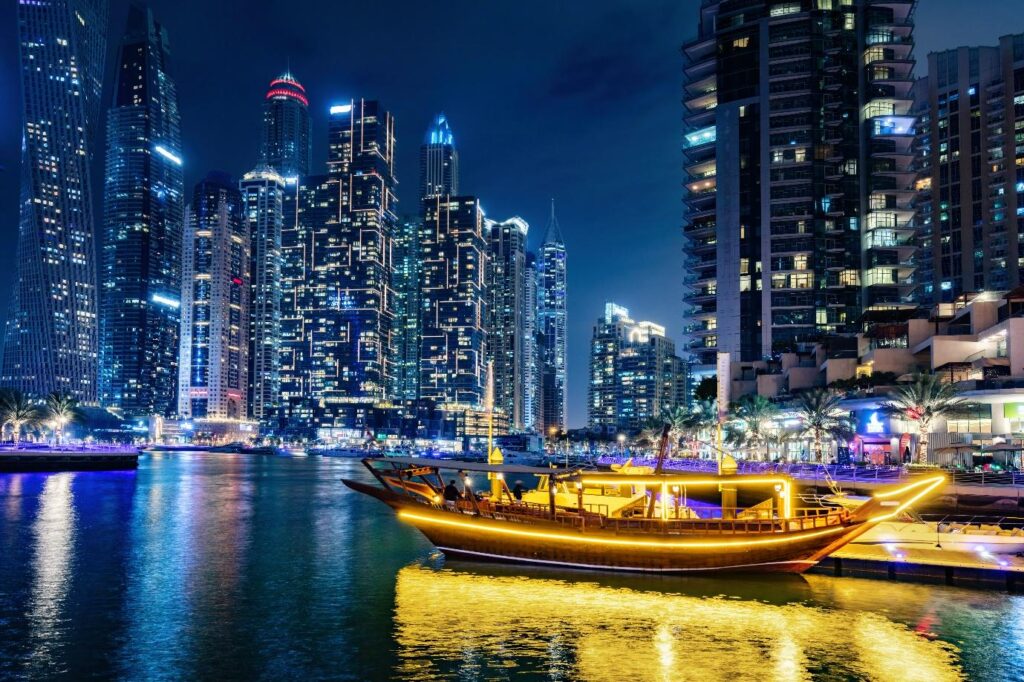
[178,172,249,420]
[391,216,422,401]
[99,3,183,417]
[419,196,488,410]
[914,35,1024,304]
[538,201,568,432]
[486,217,529,429]
[260,71,311,178]
[683,0,917,369]
[4,0,108,401]
[240,167,285,422]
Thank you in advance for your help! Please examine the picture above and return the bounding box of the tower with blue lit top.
[539,200,567,433]
[420,113,459,200]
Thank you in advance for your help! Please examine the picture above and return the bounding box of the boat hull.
[344,480,871,574]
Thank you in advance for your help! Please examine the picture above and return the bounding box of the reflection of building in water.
[392,564,960,682]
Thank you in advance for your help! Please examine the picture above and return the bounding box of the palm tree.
[879,373,979,465]
[673,400,719,458]
[725,395,780,461]
[0,389,41,448]
[44,391,80,445]
[795,388,855,462]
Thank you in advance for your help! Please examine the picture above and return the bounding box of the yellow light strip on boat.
[397,511,847,550]
[867,475,946,523]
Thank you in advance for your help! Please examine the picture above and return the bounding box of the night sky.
[0,0,1020,427]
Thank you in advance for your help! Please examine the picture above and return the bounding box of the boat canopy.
[366,456,579,476]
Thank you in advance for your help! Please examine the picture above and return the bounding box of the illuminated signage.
[329,103,353,115]
[864,412,885,434]
[150,293,180,309]
[154,144,182,166]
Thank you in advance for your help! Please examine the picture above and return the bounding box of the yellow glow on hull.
[397,510,848,550]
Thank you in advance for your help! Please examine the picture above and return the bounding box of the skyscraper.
[914,35,1024,303]
[241,166,285,422]
[523,252,542,432]
[4,0,108,401]
[260,71,311,177]
[588,303,684,432]
[419,196,488,409]
[682,1,917,369]
[391,216,422,401]
[538,200,567,432]
[486,217,529,429]
[178,172,249,420]
[420,113,459,199]
[277,100,397,428]
[99,3,183,418]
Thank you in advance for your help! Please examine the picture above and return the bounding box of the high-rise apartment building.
[523,252,542,431]
[588,303,684,432]
[538,201,567,432]
[419,196,488,409]
[420,113,459,200]
[486,217,529,429]
[277,100,397,428]
[914,35,1024,303]
[178,172,249,420]
[260,71,311,178]
[99,3,182,417]
[4,0,108,400]
[392,216,422,401]
[683,0,917,369]
[240,167,285,421]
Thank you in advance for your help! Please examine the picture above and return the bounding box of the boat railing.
[437,499,850,536]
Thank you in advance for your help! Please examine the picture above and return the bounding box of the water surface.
[0,453,1019,680]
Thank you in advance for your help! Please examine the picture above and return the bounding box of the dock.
[0,449,139,473]
[814,543,1024,592]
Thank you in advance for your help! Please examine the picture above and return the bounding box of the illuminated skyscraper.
[3,0,108,400]
[420,196,487,409]
[588,303,683,432]
[240,167,285,421]
[486,217,529,429]
[914,35,1024,302]
[420,113,459,199]
[538,200,567,432]
[522,253,542,432]
[178,172,249,420]
[260,71,311,177]
[391,216,422,401]
[99,3,183,417]
[682,1,917,370]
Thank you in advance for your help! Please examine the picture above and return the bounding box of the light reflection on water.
[0,454,1020,680]
[392,562,963,682]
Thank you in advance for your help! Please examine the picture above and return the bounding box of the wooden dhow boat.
[344,430,945,574]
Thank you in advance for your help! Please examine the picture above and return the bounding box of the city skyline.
[0,0,1021,426]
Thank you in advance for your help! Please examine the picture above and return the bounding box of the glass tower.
[682,0,917,369]
[539,200,568,432]
[260,71,311,177]
[178,172,248,420]
[240,167,285,422]
[4,0,108,401]
[99,3,183,417]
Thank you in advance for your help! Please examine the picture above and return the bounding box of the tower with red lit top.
[260,71,311,178]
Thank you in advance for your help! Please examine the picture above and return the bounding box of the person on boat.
[512,481,525,501]
[442,480,461,507]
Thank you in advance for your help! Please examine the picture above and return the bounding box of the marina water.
[1,453,1021,680]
